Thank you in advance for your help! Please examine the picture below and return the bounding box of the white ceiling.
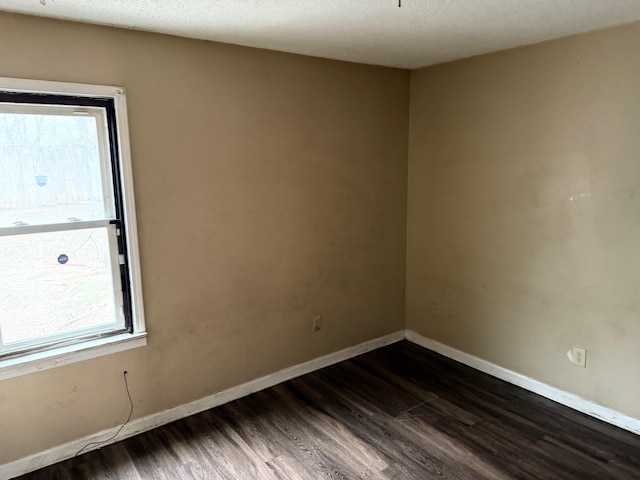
[1,0,640,69]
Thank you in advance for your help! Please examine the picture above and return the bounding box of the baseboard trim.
[405,329,640,436]
[7,328,637,479]
[1,330,405,479]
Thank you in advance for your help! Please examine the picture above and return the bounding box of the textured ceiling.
[1,0,640,69]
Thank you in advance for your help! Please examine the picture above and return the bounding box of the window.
[0,78,145,379]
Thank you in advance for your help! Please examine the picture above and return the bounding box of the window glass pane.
[0,111,111,228]
[0,227,122,346]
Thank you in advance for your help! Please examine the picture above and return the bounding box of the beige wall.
[3,7,640,468]
[407,22,640,419]
[0,12,409,463]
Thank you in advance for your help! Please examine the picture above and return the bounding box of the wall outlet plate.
[312,315,322,332]
[568,346,587,367]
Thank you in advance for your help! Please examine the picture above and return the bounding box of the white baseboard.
[1,330,405,479]
[405,329,640,436]
[6,328,638,479]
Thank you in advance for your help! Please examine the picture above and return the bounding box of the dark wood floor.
[16,341,640,479]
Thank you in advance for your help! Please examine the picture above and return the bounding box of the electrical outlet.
[572,347,586,367]
[312,315,322,332]
[568,346,587,367]
[430,302,438,316]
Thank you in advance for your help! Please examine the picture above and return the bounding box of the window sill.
[0,332,147,381]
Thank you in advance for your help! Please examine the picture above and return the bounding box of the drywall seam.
[0,330,405,479]
[405,329,640,435]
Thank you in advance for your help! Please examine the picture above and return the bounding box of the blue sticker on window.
[57,254,69,265]
[35,175,48,186]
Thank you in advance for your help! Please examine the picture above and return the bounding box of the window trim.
[0,77,146,379]
[0,333,147,381]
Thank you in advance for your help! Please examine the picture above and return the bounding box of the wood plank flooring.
[15,341,640,479]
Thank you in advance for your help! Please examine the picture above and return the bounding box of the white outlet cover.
[567,347,587,367]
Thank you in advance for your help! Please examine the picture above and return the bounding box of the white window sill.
[0,332,147,381]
